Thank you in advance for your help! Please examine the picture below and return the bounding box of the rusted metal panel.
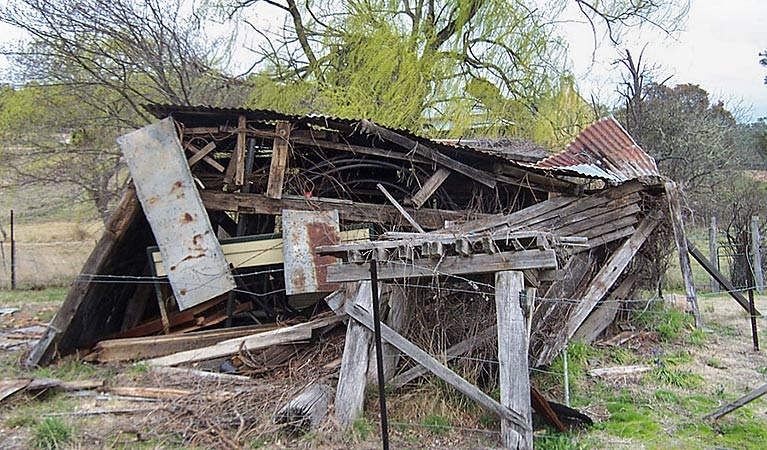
[282,210,341,296]
[117,118,235,310]
[529,117,660,183]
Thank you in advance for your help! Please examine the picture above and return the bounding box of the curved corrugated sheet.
[530,117,660,183]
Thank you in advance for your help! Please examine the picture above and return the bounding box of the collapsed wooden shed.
[25,105,694,446]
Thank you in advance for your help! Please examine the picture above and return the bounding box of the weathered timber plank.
[275,383,333,432]
[336,283,373,429]
[688,241,759,315]
[705,383,767,420]
[199,190,474,230]
[146,315,342,366]
[346,299,530,431]
[26,185,140,367]
[389,326,498,389]
[366,284,409,383]
[536,218,657,366]
[377,183,425,232]
[495,271,533,449]
[572,275,637,343]
[359,119,497,188]
[497,164,576,191]
[411,168,451,209]
[266,122,291,199]
[584,226,637,249]
[327,250,558,283]
[186,142,217,168]
[446,196,578,234]
[665,182,702,328]
[290,136,431,164]
[554,204,641,237]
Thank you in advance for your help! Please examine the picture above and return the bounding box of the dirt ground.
[1,289,766,449]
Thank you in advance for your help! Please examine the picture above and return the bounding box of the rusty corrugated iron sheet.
[282,209,342,296]
[529,117,660,184]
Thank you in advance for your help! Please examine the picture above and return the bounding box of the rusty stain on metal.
[528,117,660,183]
[282,210,341,296]
[117,117,235,310]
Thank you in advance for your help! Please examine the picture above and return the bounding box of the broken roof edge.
[525,117,660,184]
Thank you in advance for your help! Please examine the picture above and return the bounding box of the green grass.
[421,413,451,434]
[649,366,703,389]
[351,417,373,440]
[534,428,584,450]
[602,401,661,440]
[31,358,99,381]
[0,286,68,305]
[30,417,72,449]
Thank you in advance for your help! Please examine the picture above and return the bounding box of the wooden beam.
[536,217,658,366]
[145,315,342,366]
[346,297,530,431]
[186,141,217,168]
[665,182,702,328]
[377,183,425,232]
[710,217,720,293]
[290,136,431,164]
[366,284,409,383]
[234,115,248,186]
[495,271,533,449]
[26,185,141,367]
[266,122,291,199]
[199,190,474,230]
[705,383,767,420]
[411,168,451,209]
[573,275,637,343]
[752,216,764,293]
[688,241,760,315]
[359,119,497,189]
[326,250,558,283]
[336,283,373,428]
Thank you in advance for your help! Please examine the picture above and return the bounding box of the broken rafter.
[411,168,451,209]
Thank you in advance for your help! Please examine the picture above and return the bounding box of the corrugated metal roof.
[528,117,660,183]
[435,137,550,163]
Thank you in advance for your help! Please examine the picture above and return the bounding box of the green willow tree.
[235,0,688,143]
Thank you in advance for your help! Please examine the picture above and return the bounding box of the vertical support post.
[525,287,537,344]
[751,216,764,294]
[710,216,720,293]
[664,182,702,329]
[369,259,390,450]
[563,348,571,407]
[10,209,16,290]
[266,122,291,199]
[749,288,760,351]
[495,271,532,450]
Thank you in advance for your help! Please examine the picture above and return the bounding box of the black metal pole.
[369,258,389,450]
[749,287,760,351]
[10,209,16,290]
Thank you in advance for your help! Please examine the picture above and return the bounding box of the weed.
[351,417,372,440]
[32,359,97,381]
[653,389,680,404]
[757,366,767,375]
[6,412,37,428]
[422,413,451,434]
[687,328,707,346]
[706,358,726,369]
[30,417,72,449]
[650,366,703,389]
[661,350,692,366]
[606,346,636,365]
[126,363,150,377]
[603,402,661,440]
[534,429,583,450]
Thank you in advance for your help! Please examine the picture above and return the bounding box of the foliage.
[534,429,584,450]
[421,413,451,434]
[236,0,686,140]
[649,366,702,389]
[633,302,692,340]
[31,417,73,450]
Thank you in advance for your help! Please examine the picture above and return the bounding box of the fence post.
[709,217,719,293]
[751,216,764,294]
[10,210,16,290]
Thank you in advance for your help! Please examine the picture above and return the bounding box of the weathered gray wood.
[336,282,374,429]
[688,241,760,315]
[752,216,764,293]
[275,383,333,432]
[234,115,248,186]
[411,168,451,209]
[495,271,533,450]
[705,383,767,420]
[377,183,425,233]
[665,182,702,328]
[186,141,217,168]
[289,136,431,164]
[588,365,652,377]
[573,275,637,343]
[27,185,141,367]
[536,218,658,366]
[200,190,473,230]
[367,284,409,383]
[710,217,720,293]
[327,250,558,283]
[266,122,291,199]
[359,119,497,188]
[388,326,498,389]
[145,315,342,366]
[346,297,530,431]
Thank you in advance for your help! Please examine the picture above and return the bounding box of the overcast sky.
[1,0,766,120]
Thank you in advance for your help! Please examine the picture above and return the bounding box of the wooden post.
[266,122,291,199]
[751,216,764,294]
[664,182,702,329]
[495,271,532,450]
[705,383,767,420]
[367,284,409,383]
[10,209,15,290]
[749,288,760,351]
[336,282,373,429]
[710,217,720,293]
